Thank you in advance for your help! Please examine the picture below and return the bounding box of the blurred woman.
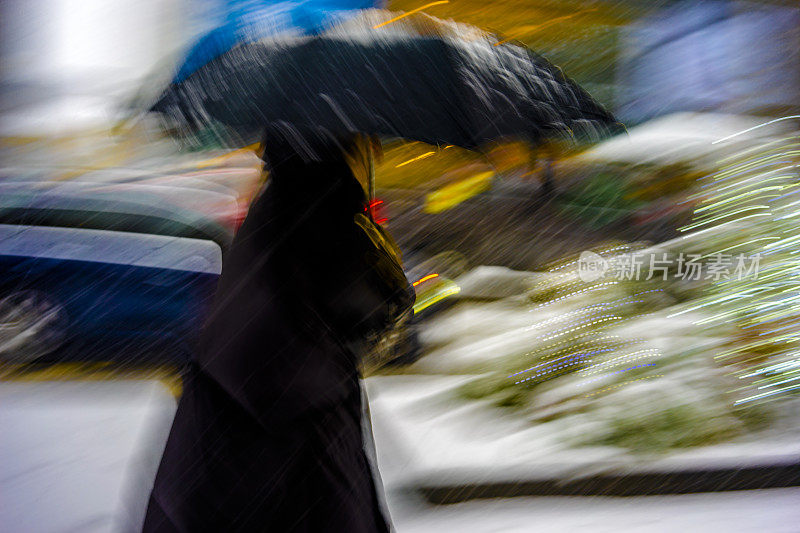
[143,129,414,532]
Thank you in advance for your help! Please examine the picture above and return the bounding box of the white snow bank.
[454,266,542,300]
[366,375,800,490]
[574,112,793,168]
[0,380,176,533]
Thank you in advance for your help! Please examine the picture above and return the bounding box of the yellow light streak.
[413,273,440,286]
[413,284,461,314]
[373,1,449,29]
[494,9,596,46]
[395,151,436,167]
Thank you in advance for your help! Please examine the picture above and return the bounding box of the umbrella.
[150,10,624,151]
[117,0,380,135]
[173,0,382,83]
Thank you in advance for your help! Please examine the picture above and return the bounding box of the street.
[2,378,798,533]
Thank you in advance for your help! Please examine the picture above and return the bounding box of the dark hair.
[262,130,367,219]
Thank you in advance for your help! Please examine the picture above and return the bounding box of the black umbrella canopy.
[151,10,624,151]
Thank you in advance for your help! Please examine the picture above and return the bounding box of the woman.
[143,129,414,532]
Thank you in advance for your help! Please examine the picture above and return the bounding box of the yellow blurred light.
[373,1,450,29]
[413,273,440,286]
[395,151,436,167]
[424,170,494,213]
[494,9,597,46]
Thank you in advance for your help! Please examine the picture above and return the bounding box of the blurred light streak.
[679,212,770,232]
[368,199,387,224]
[539,315,622,341]
[712,116,800,144]
[526,306,617,330]
[493,9,596,46]
[578,363,657,387]
[533,281,620,308]
[579,349,661,376]
[509,347,612,380]
[412,282,460,314]
[694,188,783,213]
[584,375,664,398]
[734,383,800,405]
[372,1,449,29]
[413,273,440,286]
[513,352,596,384]
[741,360,800,378]
[511,335,626,370]
[759,374,800,389]
[676,129,800,405]
[712,237,779,256]
[395,151,436,167]
[578,290,663,310]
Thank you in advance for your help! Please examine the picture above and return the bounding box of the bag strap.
[366,139,376,222]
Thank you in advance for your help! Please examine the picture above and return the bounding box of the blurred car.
[0,180,236,364]
[0,176,447,368]
[0,225,221,364]
[0,181,240,248]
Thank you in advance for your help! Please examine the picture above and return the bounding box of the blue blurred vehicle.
[0,181,232,364]
[0,175,451,367]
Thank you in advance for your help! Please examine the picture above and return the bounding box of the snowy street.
[2,379,799,533]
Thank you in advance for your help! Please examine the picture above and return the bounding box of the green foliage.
[457,273,668,413]
[599,403,743,452]
[559,170,644,228]
[449,257,773,452]
[459,373,529,409]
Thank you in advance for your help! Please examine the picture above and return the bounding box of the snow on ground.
[366,375,800,489]
[573,112,793,168]
[454,266,543,300]
[1,378,799,533]
[386,488,800,533]
[366,375,623,488]
[0,380,176,533]
[412,298,582,374]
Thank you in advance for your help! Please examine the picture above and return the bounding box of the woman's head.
[261,129,379,198]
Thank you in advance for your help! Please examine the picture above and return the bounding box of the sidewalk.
[2,378,798,532]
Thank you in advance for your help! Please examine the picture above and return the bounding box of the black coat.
[142,135,401,532]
